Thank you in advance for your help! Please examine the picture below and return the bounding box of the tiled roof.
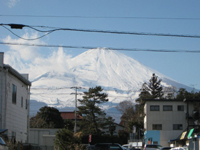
[60,112,83,120]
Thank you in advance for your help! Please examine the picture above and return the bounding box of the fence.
[22,144,54,150]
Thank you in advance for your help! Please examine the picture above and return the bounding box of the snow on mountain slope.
[30,48,193,122]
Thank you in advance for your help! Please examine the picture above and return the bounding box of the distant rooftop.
[60,112,83,120]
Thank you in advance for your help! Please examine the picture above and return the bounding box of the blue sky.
[0,0,200,90]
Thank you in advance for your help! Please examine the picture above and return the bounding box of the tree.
[176,88,200,100]
[128,119,144,139]
[141,73,164,99]
[30,106,64,128]
[64,119,74,131]
[176,88,200,113]
[78,86,111,135]
[117,100,143,136]
[54,128,87,150]
[116,100,135,118]
[135,74,164,125]
[105,116,116,136]
[117,100,136,132]
[129,74,164,137]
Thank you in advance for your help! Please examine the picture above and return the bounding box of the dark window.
[21,97,23,107]
[173,124,183,130]
[12,84,17,104]
[152,124,162,130]
[26,99,28,109]
[177,105,184,111]
[11,131,16,143]
[163,105,173,111]
[150,105,160,111]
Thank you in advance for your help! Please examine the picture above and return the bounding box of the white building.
[0,52,31,143]
[143,99,196,147]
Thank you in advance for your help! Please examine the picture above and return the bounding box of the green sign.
[187,128,194,138]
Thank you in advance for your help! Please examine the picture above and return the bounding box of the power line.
[1,23,200,39]
[1,14,200,20]
[1,25,54,40]
[1,42,200,53]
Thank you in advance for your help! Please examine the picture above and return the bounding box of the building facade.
[143,99,195,147]
[0,52,31,142]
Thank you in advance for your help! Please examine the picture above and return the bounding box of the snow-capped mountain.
[30,48,193,123]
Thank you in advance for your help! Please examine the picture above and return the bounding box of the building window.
[150,105,160,111]
[163,105,173,111]
[21,97,23,107]
[177,105,184,111]
[11,132,16,143]
[12,84,17,104]
[26,99,28,109]
[152,124,162,130]
[173,124,183,130]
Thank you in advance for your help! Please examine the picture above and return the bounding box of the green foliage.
[129,74,164,138]
[135,73,164,118]
[128,119,144,138]
[54,129,87,150]
[175,88,200,112]
[106,116,116,136]
[64,119,74,130]
[141,73,164,99]
[30,106,64,128]
[78,86,112,135]
[176,88,200,100]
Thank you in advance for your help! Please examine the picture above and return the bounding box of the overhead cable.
[1,25,54,40]
[1,14,200,20]
[1,42,200,53]
[1,23,200,39]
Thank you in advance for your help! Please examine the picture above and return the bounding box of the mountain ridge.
[30,48,193,122]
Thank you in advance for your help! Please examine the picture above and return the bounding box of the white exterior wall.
[0,52,31,143]
[5,72,30,142]
[144,100,192,147]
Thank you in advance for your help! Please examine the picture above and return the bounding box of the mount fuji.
[30,48,193,123]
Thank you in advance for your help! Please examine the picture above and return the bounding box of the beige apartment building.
[143,99,198,147]
[0,52,31,142]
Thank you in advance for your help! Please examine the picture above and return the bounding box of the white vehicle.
[122,144,130,150]
[144,144,162,150]
[171,147,188,150]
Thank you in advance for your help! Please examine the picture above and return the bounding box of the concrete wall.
[145,101,187,131]
[29,128,59,146]
[42,135,56,146]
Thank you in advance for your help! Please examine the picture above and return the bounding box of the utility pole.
[70,87,84,134]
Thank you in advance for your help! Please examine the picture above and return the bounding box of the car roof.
[95,143,121,145]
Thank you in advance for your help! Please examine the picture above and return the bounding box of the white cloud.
[29,47,72,79]
[3,33,44,61]
[8,0,20,8]
[3,33,72,81]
